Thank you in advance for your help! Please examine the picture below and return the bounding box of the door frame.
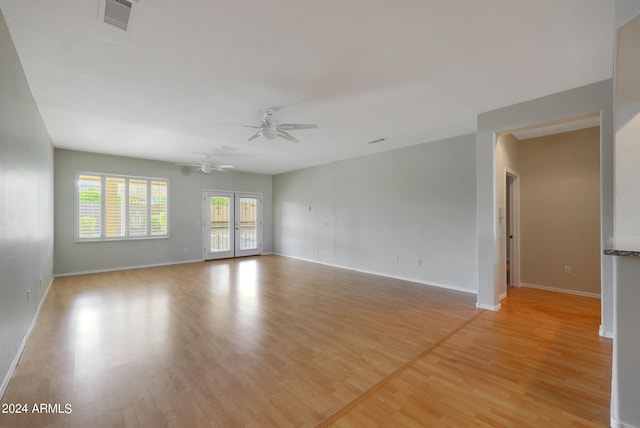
[505,169,520,288]
[202,189,262,260]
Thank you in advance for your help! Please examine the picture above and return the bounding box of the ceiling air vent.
[104,0,132,30]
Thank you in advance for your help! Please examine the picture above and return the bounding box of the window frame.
[75,171,170,242]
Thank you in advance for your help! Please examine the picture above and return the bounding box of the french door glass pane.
[239,197,257,250]
[211,196,230,251]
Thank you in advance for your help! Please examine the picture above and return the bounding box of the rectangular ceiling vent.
[104,0,132,30]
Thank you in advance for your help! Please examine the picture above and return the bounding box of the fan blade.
[278,124,318,130]
[278,130,300,143]
[175,163,201,167]
[247,130,262,141]
[210,166,230,172]
[239,124,263,129]
[216,121,263,128]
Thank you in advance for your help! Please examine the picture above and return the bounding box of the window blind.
[128,179,148,237]
[76,172,169,241]
[151,181,168,236]
[78,175,102,239]
[105,176,125,238]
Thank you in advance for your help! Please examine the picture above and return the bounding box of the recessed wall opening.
[496,113,602,302]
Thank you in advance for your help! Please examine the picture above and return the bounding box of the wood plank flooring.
[0,256,611,427]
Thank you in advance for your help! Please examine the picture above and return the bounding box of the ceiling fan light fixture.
[262,127,278,139]
[238,108,318,142]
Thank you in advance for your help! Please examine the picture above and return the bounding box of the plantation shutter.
[150,181,168,235]
[76,172,168,241]
[105,177,126,238]
[128,179,148,237]
[78,175,101,239]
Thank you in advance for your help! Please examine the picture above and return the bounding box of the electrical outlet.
[564,265,572,274]
[418,259,422,266]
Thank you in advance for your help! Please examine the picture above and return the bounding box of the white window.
[76,172,169,241]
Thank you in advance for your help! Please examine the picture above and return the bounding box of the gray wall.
[273,134,477,293]
[616,0,640,27]
[476,80,614,332]
[0,10,54,395]
[54,149,272,275]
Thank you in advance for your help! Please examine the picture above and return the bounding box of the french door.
[203,191,261,260]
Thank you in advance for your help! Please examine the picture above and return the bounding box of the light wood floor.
[0,256,611,427]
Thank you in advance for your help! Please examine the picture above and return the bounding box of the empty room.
[2,1,640,427]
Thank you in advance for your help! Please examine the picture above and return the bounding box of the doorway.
[203,190,262,260]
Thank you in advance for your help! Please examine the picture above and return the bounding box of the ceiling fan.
[240,108,318,143]
[175,156,234,173]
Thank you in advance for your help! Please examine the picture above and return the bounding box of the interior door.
[204,191,261,260]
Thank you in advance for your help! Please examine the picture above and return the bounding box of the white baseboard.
[476,302,502,311]
[499,291,507,301]
[54,259,204,277]
[273,253,477,295]
[520,282,601,299]
[610,416,639,428]
[600,325,614,339]
[1,277,54,400]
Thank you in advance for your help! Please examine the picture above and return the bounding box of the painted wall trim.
[54,259,203,278]
[476,302,502,311]
[600,325,615,339]
[520,282,601,299]
[505,167,521,289]
[610,416,639,428]
[274,253,477,295]
[0,277,54,400]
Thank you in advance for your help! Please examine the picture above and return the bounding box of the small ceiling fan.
[175,156,233,173]
[240,108,318,143]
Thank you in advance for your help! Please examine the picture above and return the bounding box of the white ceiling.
[0,1,614,175]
